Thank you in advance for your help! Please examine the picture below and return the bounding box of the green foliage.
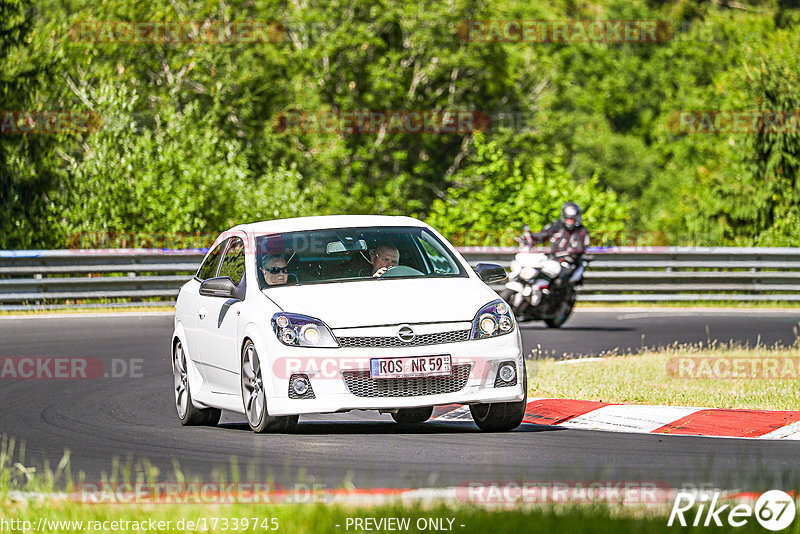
[2,0,800,248]
[643,11,800,245]
[279,0,524,215]
[0,0,64,248]
[63,84,323,243]
[739,45,800,246]
[426,134,629,245]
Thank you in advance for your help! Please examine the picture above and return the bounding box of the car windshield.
[256,226,467,289]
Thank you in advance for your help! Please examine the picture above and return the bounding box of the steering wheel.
[378,265,424,278]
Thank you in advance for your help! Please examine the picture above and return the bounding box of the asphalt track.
[0,308,798,492]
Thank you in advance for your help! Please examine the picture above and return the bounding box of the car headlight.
[271,313,339,348]
[470,299,515,339]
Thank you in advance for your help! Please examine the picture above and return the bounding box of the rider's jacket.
[528,220,590,257]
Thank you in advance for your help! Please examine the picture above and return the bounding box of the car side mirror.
[474,263,507,283]
[199,276,241,299]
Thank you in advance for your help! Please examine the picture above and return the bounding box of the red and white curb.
[432,400,800,440]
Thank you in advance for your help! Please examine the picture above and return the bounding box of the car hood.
[262,277,496,328]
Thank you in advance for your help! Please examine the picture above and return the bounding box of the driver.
[370,244,399,278]
[261,255,289,285]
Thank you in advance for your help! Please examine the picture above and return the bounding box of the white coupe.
[172,215,527,432]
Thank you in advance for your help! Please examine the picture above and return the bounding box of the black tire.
[198,408,222,426]
[241,340,297,433]
[391,406,434,425]
[469,365,527,432]
[544,290,576,328]
[265,413,299,433]
[173,340,222,426]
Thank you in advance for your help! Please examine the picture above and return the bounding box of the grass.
[0,446,791,534]
[0,439,706,534]
[529,343,800,411]
[1,465,798,533]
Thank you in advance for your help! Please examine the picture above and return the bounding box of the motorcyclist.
[523,202,590,286]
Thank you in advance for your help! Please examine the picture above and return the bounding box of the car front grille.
[341,364,472,398]
[338,329,470,348]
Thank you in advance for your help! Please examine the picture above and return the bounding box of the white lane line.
[398,487,458,501]
[0,311,174,320]
[615,310,800,320]
[434,406,472,421]
[559,404,703,433]
[555,358,605,365]
[575,306,800,314]
[759,421,800,440]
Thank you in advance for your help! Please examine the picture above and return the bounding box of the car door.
[182,239,228,369]
[197,235,246,395]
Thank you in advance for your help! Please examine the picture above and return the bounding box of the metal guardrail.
[1,246,800,308]
[0,250,205,305]
[464,246,800,302]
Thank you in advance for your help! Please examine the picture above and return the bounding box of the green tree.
[426,134,629,245]
[62,84,323,244]
[0,0,64,248]
[280,0,527,214]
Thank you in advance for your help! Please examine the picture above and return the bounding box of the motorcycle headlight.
[470,299,515,339]
[519,266,537,281]
[271,313,339,348]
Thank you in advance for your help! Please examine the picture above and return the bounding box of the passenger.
[370,244,399,278]
[261,255,289,286]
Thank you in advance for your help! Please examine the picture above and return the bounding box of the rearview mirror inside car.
[326,238,368,254]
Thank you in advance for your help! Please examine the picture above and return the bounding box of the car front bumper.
[264,330,526,416]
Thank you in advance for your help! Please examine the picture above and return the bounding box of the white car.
[172,215,527,433]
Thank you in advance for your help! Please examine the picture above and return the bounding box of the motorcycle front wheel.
[544,289,576,328]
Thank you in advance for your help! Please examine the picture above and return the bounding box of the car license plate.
[370,355,451,379]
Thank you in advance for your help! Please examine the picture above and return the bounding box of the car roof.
[229,215,429,235]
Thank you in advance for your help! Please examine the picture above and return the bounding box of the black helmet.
[560,202,582,230]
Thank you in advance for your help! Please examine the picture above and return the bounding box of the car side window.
[197,239,228,281]
[217,237,246,285]
[415,232,460,275]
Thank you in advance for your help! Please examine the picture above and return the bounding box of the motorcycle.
[500,235,592,328]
